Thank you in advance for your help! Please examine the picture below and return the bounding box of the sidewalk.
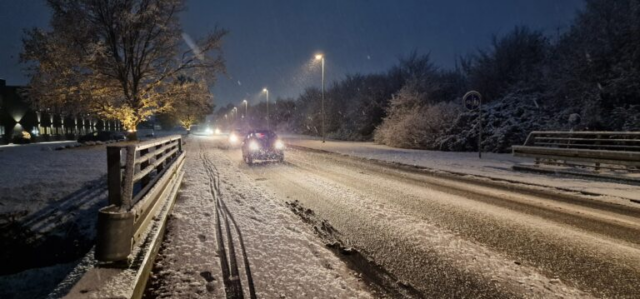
[284,136,640,201]
[146,139,372,298]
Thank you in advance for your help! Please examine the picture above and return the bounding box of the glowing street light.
[232,107,238,124]
[315,53,326,143]
[263,88,270,129]
[243,99,248,120]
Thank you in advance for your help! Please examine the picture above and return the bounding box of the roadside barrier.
[96,135,185,262]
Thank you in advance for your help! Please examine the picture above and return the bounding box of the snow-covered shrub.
[611,106,640,131]
[436,93,550,152]
[374,85,461,149]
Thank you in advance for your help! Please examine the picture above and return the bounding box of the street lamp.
[263,88,269,129]
[315,54,326,143]
[243,99,248,121]
[232,107,238,125]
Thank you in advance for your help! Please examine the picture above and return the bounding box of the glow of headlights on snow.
[249,140,260,151]
[229,134,238,143]
[275,140,284,149]
[204,128,213,134]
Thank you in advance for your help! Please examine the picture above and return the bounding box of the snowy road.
[147,137,373,298]
[214,137,640,298]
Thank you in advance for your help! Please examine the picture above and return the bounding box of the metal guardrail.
[514,131,640,170]
[96,135,185,262]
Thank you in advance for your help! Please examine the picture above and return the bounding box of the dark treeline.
[217,0,640,152]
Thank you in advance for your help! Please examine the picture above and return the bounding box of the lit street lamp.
[315,54,326,143]
[243,99,248,121]
[232,107,238,125]
[263,88,269,129]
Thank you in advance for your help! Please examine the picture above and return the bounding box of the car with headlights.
[241,130,285,165]
[227,129,245,148]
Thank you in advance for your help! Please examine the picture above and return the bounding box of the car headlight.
[229,134,238,143]
[249,140,260,151]
[205,128,213,134]
[274,140,285,149]
[215,128,221,135]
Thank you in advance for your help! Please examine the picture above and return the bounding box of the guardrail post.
[107,146,123,206]
[121,145,137,210]
[96,206,134,262]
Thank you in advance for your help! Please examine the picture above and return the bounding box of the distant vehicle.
[78,131,127,143]
[241,129,285,165]
[227,128,246,148]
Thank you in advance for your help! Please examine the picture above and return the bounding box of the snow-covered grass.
[284,136,640,201]
[0,141,108,298]
[0,141,106,215]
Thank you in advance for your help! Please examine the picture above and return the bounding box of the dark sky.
[0,0,583,107]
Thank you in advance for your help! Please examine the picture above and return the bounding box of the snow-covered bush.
[374,85,461,149]
[436,93,549,152]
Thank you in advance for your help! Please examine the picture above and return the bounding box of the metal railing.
[514,131,640,170]
[96,135,185,262]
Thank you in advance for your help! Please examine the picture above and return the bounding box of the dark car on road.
[241,130,285,165]
[78,131,127,143]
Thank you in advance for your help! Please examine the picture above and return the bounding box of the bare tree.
[21,0,226,139]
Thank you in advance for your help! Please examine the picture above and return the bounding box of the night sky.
[0,0,583,107]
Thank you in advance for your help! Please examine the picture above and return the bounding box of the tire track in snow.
[199,141,256,299]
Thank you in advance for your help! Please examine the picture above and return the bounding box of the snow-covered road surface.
[146,137,373,298]
[212,137,640,298]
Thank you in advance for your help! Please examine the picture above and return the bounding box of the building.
[0,79,121,144]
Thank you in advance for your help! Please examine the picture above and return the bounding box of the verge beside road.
[284,136,640,202]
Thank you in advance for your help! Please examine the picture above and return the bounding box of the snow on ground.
[284,135,640,201]
[0,260,80,299]
[0,141,108,299]
[0,141,106,215]
[147,137,372,298]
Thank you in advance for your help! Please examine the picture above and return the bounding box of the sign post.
[463,90,483,159]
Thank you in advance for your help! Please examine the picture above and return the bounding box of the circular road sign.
[463,90,482,111]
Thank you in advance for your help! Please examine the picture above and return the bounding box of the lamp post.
[315,54,326,143]
[243,99,248,121]
[263,88,269,129]
[232,107,238,126]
